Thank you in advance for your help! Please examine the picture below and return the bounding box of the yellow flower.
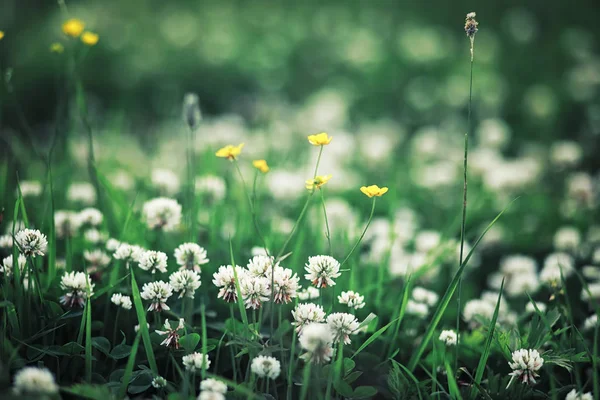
[307,132,332,146]
[50,42,64,53]
[0,31,5,40]
[216,143,244,160]
[306,175,332,191]
[81,31,99,46]
[252,159,269,173]
[360,185,389,198]
[62,18,85,37]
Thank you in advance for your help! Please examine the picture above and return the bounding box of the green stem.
[340,198,376,267]
[319,189,332,255]
[313,145,324,178]
[276,194,313,260]
[187,126,197,242]
[299,361,312,400]
[286,330,298,400]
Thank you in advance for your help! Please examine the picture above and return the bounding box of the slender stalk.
[313,145,324,178]
[455,36,475,370]
[187,126,197,242]
[276,194,313,260]
[286,330,298,400]
[340,198,376,267]
[299,361,312,400]
[319,189,332,255]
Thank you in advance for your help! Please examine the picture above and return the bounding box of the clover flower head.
[142,197,182,232]
[292,303,326,334]
[151,376,167,389]
[140,281,173,312]
[338,290,366,309]
[251,356,281,379]
[0,254,27,278]
[271,266,300,304]
[200,378,227,394]
[155,318,185,349]
[240,275,271,309]
[183,92,202,129]
[326,312,360,345]
[298,286,320,300]
[182,352,211,372]
[304,255,341,288]
[174,243,209,272]
[507,349,544,388]
[12,367,58,395]
[111,293,132,310]
[60,271,94,308]
[213,265,246,303]
[169,270,201,298]
[299,323,334,364]
[439,330,458,346]
[138,250,168,274]
[15,229,48,257]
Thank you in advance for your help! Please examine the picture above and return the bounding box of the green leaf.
[343,357,355,375]
[61,342,85,356]
[110,344,132,360]
[179,333,200,353]
[63,384,113,400]
[91,337,111,356]
[130,268,158,374]
[118,332,141,399]
[334,379,354,397]
[352,386,378,399]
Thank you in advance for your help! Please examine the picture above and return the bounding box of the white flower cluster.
[406,286,438,318]
[15,229,48,257]
[338,290,366,309]
[507,349,544,387]
[12,366,58,395]
[174,243,209,272]
[196,175,227,202]
[0,254,27,277]
[199,378,227,400]
[304,255,341,288]
[113,243,145,264]
[182,352,211,372]
[565,390,593,400]
[67,182,96,205]
[299,323,334,364]
[463,291,517,327]
[142,197,182,232]
[151,168,180,196]
[60,271,94,308]
[155,318,185,348]
[169,270,201,298]
[138,250,168,274]
[488,255,539,297]
[250,355,281,379]
[292,303,326,334]
[0,234,13,249]
[438,329,458,346]
[326,313,360,345]
[111,293,133,310]
[140,281,173,311]
[540,252,574,287]
[17,180,42,197]
[298,287,320,300]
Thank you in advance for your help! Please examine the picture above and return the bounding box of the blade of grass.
[444,360,461,399]
[118,331,141,399]
[228,239,250,331]
[46,163,56,289]
[469,279,505,400]
[386,275,412,359]
[130,268,158,375]
[395,361,423,400]
[85,292,92,383]
[407,200,515,371]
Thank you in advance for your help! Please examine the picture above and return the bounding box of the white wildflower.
[155,318,185,349]
[140,281,173,312]
[54,210,81,238]
[292,303,326,334]
[247,255,277,278]
[174,243,209,272]
[565,389,593,400]
[111,293,133,310]
[199,378,227,394]
[143,197,182,231]
[12,366,58,395]
[240,276,271,309]
[581,283,600,302]
[113,243,145,264]
[406,300,429,318]
[151,168,180,196]
[271,266,300,304]
[553,226,581,251]
[60,271,94,308]
[0,234,13,249]
[138,250,168,274]
[298,287,320,301]
[582,314,597,331]
[251,356,281,379]
[338,290,366,309]
[169,270,201,298]
[0,254,27,277]
[151,376,167,388]
[540,252,574,287]
[67,182,96,205]
[198,392,225,400]
[299,323,334,364]
[196,175,226,202]
[439,330,458,346]
[17,180,42,197]
[212,265,246,303]
[15,229,48,257]
[304,255,341,288]
[507,349,544,387]
[525,301,547,314]
[182,352,211,372]
[106,238,121,251]
[83,249,111,271]
[78,207,103,226]
[412,287,439,306]
[84,229,107,244]
[326,312,360,345]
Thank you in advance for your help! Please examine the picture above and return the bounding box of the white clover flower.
[138,250,168,274]
[326,312,360,345]
[553,226,581,251]
[213,265,246,303]
[298,287,320,301]
[271,266,300,304]
[78,207,104,226]
[156,318,185,349]
[67,182,96,205]
[247,255,277,278]
[415,230,441,253]
[113,243,145,264]
[196,175,226,202]
[338,291,365,309]
[406,299,429,318]
[182,352,211,372]
[0,254,27,277]
[198,392,225,400]
[151,376,167,389]
[0,234,13,249]
[200,378,227,394]
[292,303,326,334]
[507,349,544,387]
[143,197,182,232]
[251,246,269,257]
[581,283,600,302]
[540,252,574,287]
[84,229,107,244]
[463,299,495,325]
[15,229,48,257]
[439,330,458,346]
[304,255,341,288]
[17,180,42,197]
[106,238,121,251]
[582,314,598,331]
[240,276,271,309]
[140,281,173,312]
[111,170,135,191]
[12,366,58,395]
[54,210,82,238]
[174,243,209,272]
[250,356,281,379]
[412,287,439,307]
[60,271,94,308]
[565,389,593,400]
[550,140,582,168]
[134,323,149,332]
[169,270,201,298]
[111,293,132,310]
[299,323,334,364]
[493,255,540,297]
[582,265,600,280]
[83,250,111,268]
[152,168,181,196]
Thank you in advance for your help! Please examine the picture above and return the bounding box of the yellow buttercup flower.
[62,18,85,37]
[360,185,388,198]
[50,42,64,53]
[0,31,5,40]
[307,132,332,146]
[81,31,99,46]
[252,159,269,173]
[216,143,244,160]
[306,175,332,191]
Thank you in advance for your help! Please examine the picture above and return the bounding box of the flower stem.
[299,360,312,400]
[276,193,313,260]
[340,198,376,267]
[286,330,297,400]
[319,189,332,255]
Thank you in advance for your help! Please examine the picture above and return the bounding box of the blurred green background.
[1,0,599,148]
